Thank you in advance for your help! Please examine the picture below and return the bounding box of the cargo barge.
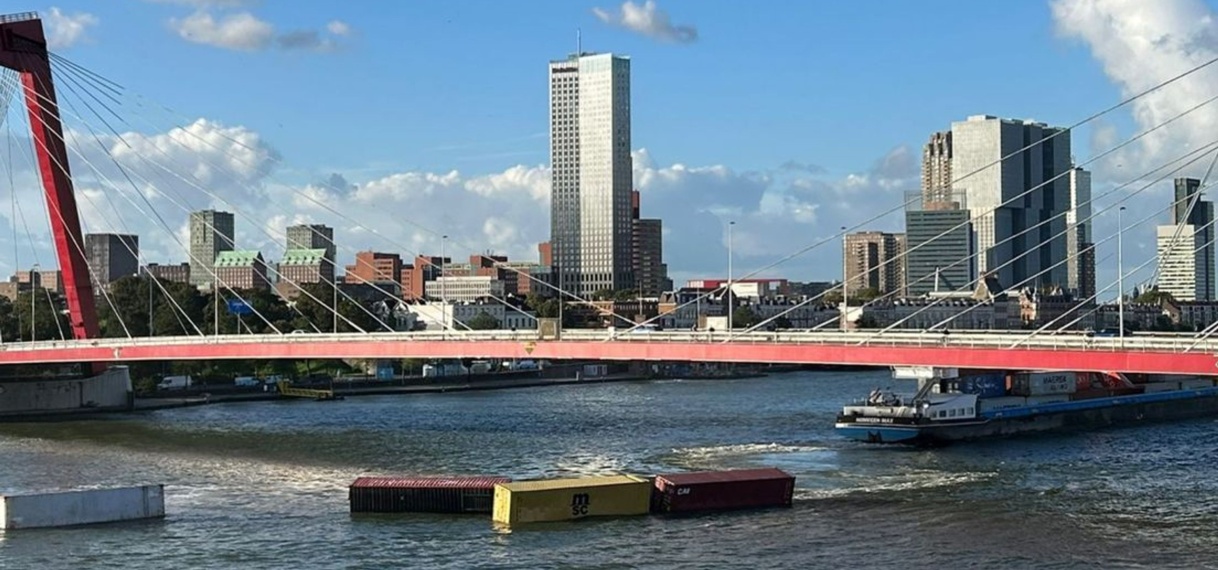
[835,368,1218,445]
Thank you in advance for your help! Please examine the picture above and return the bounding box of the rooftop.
[280,248,328,266]
[214,250,263,268]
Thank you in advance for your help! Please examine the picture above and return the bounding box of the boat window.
[949,409,957,417]
[967,407,974,415]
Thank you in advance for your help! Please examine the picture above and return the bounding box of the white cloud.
[593,0,698,44]
[168,10,352,52]
[170,11,274,51]
[147,0,254,6]
[45,7,98,50]
[327,20,352,37]
[1052,0,1218,180]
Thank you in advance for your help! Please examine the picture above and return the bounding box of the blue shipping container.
[955,374,1005,398]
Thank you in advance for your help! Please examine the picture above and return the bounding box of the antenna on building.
[577,28,582,55]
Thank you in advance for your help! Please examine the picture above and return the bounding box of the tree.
[774,315,793,329]
[1135,288,1175,305]
[613,289,638,301]
[14,289,70,341]
[467,311,501,330]
[854,287,882,302]
[822,290,843,305]
[732,306,760,329]
[288,282,386,333]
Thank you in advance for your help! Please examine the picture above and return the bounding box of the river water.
[0,369,1215,569]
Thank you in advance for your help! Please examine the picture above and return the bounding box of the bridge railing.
[0,329,1212,354]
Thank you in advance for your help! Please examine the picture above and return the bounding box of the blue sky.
[4,0,1218,297]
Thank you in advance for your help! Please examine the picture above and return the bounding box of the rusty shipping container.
[349,476,510,514]
[652,468,795,513]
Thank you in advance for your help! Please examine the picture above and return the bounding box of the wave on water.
[795,470,998,500]
[652,442,833,471]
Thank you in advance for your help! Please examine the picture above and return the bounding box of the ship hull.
[836,387,1218,445]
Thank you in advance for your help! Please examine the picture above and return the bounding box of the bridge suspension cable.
[0,66,129,340]
[858,136,1218,339]
[46,51,648,331]
[46,53,548,333]
[612,52,1218,337]
[731,87,1218,339]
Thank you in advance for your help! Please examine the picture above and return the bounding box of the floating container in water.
[652,468,795,513]
[1,485,165,529]
[492,475,651,525]
[349,476,510,514]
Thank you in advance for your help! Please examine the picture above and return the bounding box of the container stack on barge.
[835,366,1218,444]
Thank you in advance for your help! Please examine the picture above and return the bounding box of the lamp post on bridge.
[840,226,848,330]
[29,263,39,342]
[1118,205,1126,345]
[727,220,735,332]
[440,234,448,336]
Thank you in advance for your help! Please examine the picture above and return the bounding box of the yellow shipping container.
[492,475,652,525]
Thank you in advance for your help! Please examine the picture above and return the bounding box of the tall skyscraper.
[1157,177,1215,301]
[1066,168,1095,299]
[950,115,1071,290]
[549,51,633,296]
[844,231,906,296]
[84,233,138,291]
[188,209,235,288]
[285,223,336,283]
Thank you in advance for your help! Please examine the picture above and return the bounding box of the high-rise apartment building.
[949,115,1071,290]
[189,209,235,288]
[1066,168,1095,299]
[844,231,906,296]
[285,224,336,283]
[84,233,139,291]
[1157,177,1215,301]
[549,51,634,296]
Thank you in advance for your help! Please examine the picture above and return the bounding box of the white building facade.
[1157,225,1210,301]
[427,275,506,303]
[410,302,537,331]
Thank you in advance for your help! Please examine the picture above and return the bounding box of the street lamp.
[1118,206,1126,342]
[440,235,448,333]
[727,220,735,331]
[29,264,40,342]
[841,227,849,330]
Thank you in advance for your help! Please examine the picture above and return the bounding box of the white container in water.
[1,485,165,529]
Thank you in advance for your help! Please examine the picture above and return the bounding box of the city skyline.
[2,2,1218,295]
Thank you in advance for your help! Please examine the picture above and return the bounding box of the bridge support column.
[0,13,100,349]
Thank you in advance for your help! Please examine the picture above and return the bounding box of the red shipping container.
[652,468,795,513]
[349,476,510,514]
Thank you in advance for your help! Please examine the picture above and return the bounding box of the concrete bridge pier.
[0,366,133,419]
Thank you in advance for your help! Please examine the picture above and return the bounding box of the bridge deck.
[0,330,1212,375]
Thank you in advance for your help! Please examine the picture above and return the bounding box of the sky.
[3,0,1218,298]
